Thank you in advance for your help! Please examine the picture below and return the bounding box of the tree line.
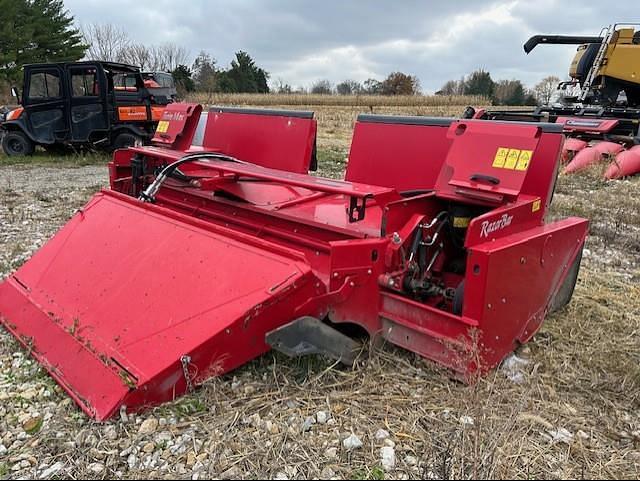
[277,73,422,96]
[437,69,562,106]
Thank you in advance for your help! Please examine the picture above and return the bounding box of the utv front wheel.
[2,131,35,156]
[111,132,142,151]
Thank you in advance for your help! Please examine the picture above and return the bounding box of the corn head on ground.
[0,104,638,480]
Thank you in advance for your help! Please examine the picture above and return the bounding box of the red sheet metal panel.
[151,103,202,150]
[202,107,317,173]
[436,121,541,200]
[0,191,318,420]
[345,115,452,191]
[556,116,619,133]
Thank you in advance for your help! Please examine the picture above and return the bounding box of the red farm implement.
[0,103,588,420]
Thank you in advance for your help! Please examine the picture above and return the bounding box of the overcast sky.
[65,0,638,93]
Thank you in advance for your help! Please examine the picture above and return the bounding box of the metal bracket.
[265,316,360,365]
[347,196,368,223]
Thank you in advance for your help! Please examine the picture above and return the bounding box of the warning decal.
[492,147,509,168]
[532,198,541,212]
[156,120,169,133]
[493,147,533,171]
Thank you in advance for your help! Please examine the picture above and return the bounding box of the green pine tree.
[0,0,86,84]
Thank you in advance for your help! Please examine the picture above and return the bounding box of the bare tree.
[120,44,152,70]
[81,24,190,72]
[310,79,332,95]
[154,43,189,72]
[81,23,130,62]
[336,80,362,95]
[534,76,561,105]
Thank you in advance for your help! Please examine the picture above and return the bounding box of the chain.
[180,355,194,393]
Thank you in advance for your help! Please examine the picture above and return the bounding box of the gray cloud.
[65,0,639,92]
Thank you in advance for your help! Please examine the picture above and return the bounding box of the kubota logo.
[480,214,513,238]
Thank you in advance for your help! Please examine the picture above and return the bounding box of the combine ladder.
[579,25,614,102]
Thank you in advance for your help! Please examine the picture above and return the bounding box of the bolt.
[333,272,339,278]
[367,269,372,275]
[349,281,355,287]
[392,232,402,244]
[388,278,395,287]
[501,298,506,303]
[520,257,526,264]
[487,303,492,309]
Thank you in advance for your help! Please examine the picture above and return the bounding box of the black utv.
[1,61,170,156]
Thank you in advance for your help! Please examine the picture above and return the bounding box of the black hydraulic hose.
[139,152,241,202]
[408,227,422,264]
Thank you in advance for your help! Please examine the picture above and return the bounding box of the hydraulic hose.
[139,152,241,203]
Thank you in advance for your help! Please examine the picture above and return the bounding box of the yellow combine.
[466,24,640,179]
[525,23,640,106]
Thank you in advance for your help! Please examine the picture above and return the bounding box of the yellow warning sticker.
[504,149,520,169]
[156,120,169,133]
[492,147,509,168]
[516,150,533,171]
[532,198,541,212]
[453,217,470,228]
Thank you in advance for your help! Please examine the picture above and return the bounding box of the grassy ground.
[0,105,639,480]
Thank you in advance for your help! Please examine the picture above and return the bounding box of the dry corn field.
[0,103,639,480]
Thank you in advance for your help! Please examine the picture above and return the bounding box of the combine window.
[27,71,61,100]
[71,68,100,97]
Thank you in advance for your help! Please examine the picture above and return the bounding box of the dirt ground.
[0,117,639,480]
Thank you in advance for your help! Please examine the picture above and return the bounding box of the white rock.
[577,430,590,440]
[88,463,105,474]
[302,416,316,432]
[0,444,6,456]
[383,438,396,448]
[405,455,418,466]
[343,433,363,451]
[104,426,118,441]
[380,446,396,470]
[274,473,288,480]
[459,415,475,426]
[324,447,338,459]
[501,354,530,384]
[321,467,336,479]
[39,461,64,479]
[138,417,158,435]
[548,428,573,444]
[316,411,329,424]
[375,429,390,441]
[127,454,138,470]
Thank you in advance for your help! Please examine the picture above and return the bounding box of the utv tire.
[2,131,35,156]
[112,132,142,151]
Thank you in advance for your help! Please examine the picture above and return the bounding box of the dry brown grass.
[185,93,487,108]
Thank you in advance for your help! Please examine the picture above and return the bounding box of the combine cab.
[0,104,588,420]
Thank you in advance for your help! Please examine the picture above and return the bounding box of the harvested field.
[0,105,639,480]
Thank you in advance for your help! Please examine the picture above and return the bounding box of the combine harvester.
[0,104,588,420]
[466,23,640,179]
